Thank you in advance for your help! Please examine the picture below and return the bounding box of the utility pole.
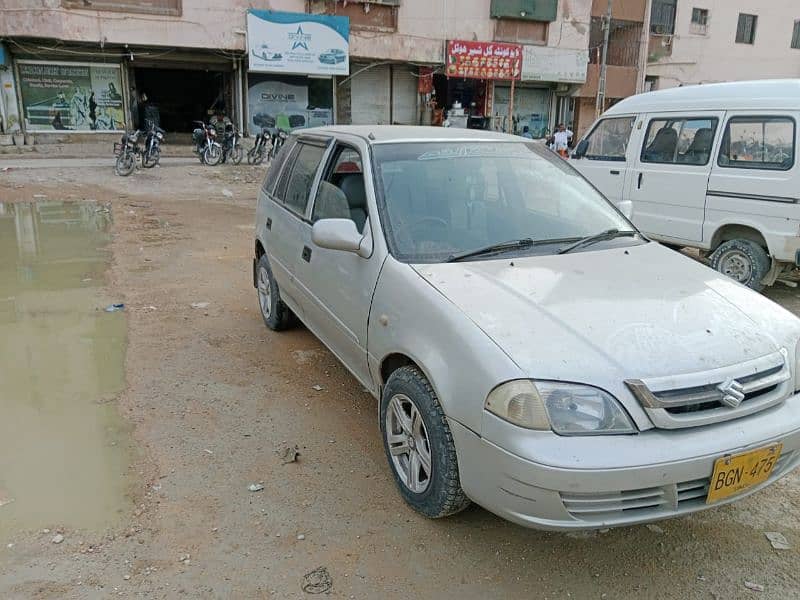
[596,0,613,118]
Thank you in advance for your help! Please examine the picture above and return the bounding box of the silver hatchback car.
[253,126,800,530]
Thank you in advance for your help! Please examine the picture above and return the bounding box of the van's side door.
[264,137,330,314]
[705,112,799,261]
[293,140,383,390]
[626,112,724,243]
[571,116,635,214]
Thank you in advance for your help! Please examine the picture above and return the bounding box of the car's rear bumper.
[449,403,800,531]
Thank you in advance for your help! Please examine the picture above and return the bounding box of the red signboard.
[446,40,522,81]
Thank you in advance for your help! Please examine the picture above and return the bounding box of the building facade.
[647,0,800,90]
[0,0,611,141]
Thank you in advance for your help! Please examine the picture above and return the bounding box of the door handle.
[266,217,272,230]
[610,170,620,175]
[301,246,312,262]
[637,172,643,189]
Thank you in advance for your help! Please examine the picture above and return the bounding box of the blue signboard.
[246,10,350,76]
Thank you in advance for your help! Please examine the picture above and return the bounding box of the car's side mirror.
[573,139,589,159]
[312,219,369,258]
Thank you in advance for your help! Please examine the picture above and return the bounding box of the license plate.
[706,443,782,504]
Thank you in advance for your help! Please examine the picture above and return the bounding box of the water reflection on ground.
[0,201,132,537]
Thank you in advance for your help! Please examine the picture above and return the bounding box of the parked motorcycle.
[221,123,243,165]
[246,126,271,165]
[142,123,165,169]
[269,128,289,159]
[114,129,143,176]
[191,120,222,166]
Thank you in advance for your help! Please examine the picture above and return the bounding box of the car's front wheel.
[256,253,292,331]
[380,366,470,518]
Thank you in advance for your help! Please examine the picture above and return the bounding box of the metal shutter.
[391,65,418,125]
[350,63,390,125]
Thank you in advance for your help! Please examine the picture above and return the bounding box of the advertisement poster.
[247,10,350,76]
[522,46,589,83]
[17,61,124,132]
[446,40,522,81]
[247,78,332,133]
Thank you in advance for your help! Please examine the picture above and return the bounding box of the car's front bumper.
[449,401,800,531]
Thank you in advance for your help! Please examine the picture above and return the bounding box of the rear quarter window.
[261,138,297,197]
[718,116,795,171]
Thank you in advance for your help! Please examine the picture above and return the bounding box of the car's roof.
[296,125,523,144]
[605,79,800,115]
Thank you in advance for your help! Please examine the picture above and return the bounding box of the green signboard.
[17,61,124,132]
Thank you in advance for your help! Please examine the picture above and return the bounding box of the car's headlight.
[485,380,636,435]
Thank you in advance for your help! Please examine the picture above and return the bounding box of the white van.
[571,79,799,290]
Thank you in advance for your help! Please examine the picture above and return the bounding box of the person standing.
[520,125,533,139]
[553,123,573,158]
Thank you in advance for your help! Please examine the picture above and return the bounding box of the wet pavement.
[0,200,132,536]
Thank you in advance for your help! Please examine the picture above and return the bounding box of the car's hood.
[412,243,795,385]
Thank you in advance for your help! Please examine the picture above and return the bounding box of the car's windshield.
[372,141,636,263]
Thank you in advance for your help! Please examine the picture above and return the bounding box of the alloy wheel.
[257,266,271,318]
[385,394,432,493]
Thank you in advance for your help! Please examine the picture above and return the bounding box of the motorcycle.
[142,124,165,169]
[114,129,143,176]
[246,126,271,165]
[269,128,289,159]
[220,123,243,165]
[191,120,222,166]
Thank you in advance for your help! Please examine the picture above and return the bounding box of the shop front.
[245,10,349,134]
[337,62,418,126]
[493,45,589,138]
[438,40,522,130]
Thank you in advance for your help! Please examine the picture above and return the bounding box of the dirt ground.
[1,157,800,600]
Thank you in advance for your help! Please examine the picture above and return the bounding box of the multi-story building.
[647,0,800,90]
[0,0,619,142]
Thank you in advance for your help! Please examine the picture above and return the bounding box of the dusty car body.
[254,125,800,530]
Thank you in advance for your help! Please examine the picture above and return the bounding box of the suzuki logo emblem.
[717,378,745,408]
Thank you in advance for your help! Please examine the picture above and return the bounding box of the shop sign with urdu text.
[446,40,522,81]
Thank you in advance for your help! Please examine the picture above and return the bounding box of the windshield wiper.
[557,229,638,255]
[446,238,535,263]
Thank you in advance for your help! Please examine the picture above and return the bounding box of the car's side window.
[282,143,327,215]
[311,145,368,233]
[718,116,796,171]
[261,138,296,197]
[641,117,718,165]
[583,117,634,161]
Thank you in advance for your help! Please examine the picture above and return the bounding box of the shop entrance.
[432,74,490,129]
[132,67,229,132]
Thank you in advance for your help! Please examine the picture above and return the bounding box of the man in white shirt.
[553,123,573,158]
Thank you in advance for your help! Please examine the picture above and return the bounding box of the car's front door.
[571,116,635,215]
[293,142,383,390]
[626,112,724,243]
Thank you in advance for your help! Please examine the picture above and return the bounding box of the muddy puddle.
[0,200,133,538]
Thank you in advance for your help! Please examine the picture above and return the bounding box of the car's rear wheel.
[256,253,292,330]
[710,239,770,291]
[380,366,470,518]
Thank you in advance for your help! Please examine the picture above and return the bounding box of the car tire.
[710,239,771,291]
[380,366,470,519]
[256,253,292,331]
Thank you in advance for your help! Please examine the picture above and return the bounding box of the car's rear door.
[293,139,382,389]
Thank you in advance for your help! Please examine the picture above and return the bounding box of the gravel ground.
[1,157,799,599]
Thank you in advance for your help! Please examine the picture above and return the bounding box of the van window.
[641,117,718,165]
[582,117,634,162]
[718,116,795,171]
[284,143,327,215]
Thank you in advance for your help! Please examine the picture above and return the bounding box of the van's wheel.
[710,239,770,291]
[380,366,470,519]
[256,253,292,331]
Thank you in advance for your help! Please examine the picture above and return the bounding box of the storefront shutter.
[350,64,390,125]
[391,65,418,125]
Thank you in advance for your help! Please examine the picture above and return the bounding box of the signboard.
[521,46,589,83]
[446,40,522,81]
[247,78,332,133]
[17,61,124,132]
[247,10,350,76]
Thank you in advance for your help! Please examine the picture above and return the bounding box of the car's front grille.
[561,450,798,523]
[625,351,791,429]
